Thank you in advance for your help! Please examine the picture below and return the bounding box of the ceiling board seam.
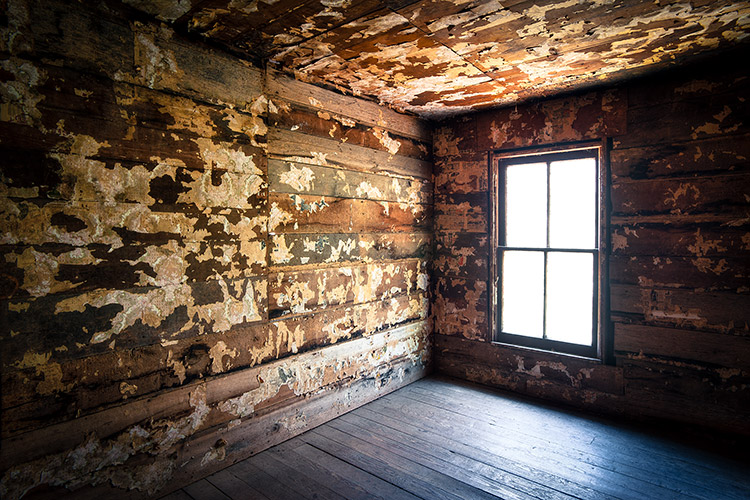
[382,2,495,83]
[227,2,387,59]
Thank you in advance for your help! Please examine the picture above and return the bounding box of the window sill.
[490,340,603,364]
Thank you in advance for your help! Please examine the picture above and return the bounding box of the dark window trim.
[489,139,613,363]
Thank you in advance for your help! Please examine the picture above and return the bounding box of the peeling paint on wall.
[1,4,432,496]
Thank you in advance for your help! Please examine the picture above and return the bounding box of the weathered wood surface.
[124,0,750,117]
[268,159,432,203]
[269,232,431,267]
[621,360,750,433]
[172,377,750,500]
[1,321,430,499]
[435,335,623,399]
[434,193,489,233]
[431,55,750,436]
[614,323,750,370]
[265,68,432,141]
[609,254,750,291]
[611,174,750,216]
[474,89,627,150]
[610,134,750,180]
[434,245,489,281]
[610,284,750,334]
[434,151,488,194]
[432,278,489,341]
[268,96,431,160]
[268,193,432,234]
[1,1,433,497]
[610,223,750,257]
[268,128,432,180]
[269,260,428,317]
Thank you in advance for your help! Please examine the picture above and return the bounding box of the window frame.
[489,140,611,361]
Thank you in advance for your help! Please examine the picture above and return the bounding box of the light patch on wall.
[269,202,294,231]
[687,229,727,257]
[53,278,265,344]
[279,164,315,191]
[0,57,46,125]
[134,29,181,88]
[209,341,239,374]
[641,289,707,330]
[355,181,383,199]
[10,247,101,297]
[166,350,187,384]
[119,381,138,398]
[325,237,357,263]
[373,128,401,155]
[271,234,296,264]
[691,257,729,275]
[129,241,185,287]
[13,351,72,396]
[200,439,227,466]
[692,105,740,139]
[222,109,268,145]
[274,322,305,355]
[277,280,316,314]
[665,182,701,214]
[432,128,462,157]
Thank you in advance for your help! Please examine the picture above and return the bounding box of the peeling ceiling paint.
[123,0,750,117]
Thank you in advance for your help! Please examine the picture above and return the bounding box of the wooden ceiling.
[125,0,750,118]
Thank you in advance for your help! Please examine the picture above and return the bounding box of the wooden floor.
[162,376,750,500]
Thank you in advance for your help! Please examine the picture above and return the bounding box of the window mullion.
[543,161,551,340]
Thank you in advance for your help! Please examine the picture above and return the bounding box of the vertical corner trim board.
[0,1,432,498]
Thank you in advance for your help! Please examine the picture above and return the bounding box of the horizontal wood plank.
[268,159,431,203]
[610,223,750,258]
[268,128,431,180]
[265,68,431,142]
[610,284,750,333]
[269,232,432,267]
[610,134,750,180]
[609,254,750,291]
[268,100,430,160]
[614,323,750,369]
[611,173,750,217]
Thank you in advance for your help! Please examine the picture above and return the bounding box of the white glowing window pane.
[545,252,594,345]
[502,251,544,337]
[549,158,596,249]
[505,163,547,247]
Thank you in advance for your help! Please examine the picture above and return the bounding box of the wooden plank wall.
[0,2,432,498]
[432,50,750,435]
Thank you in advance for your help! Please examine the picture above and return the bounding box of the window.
[491,144,606,358]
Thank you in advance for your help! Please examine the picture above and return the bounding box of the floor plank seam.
[304,438,430,500]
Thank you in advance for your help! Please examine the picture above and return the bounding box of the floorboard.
[404,379,750,497]
[205,469,271,500]
[182,480,231,500]
[378,390,702,500]
[163,375,750,500]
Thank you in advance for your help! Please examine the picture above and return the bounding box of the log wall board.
[432,49,750,436]
[0,2,431,498]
